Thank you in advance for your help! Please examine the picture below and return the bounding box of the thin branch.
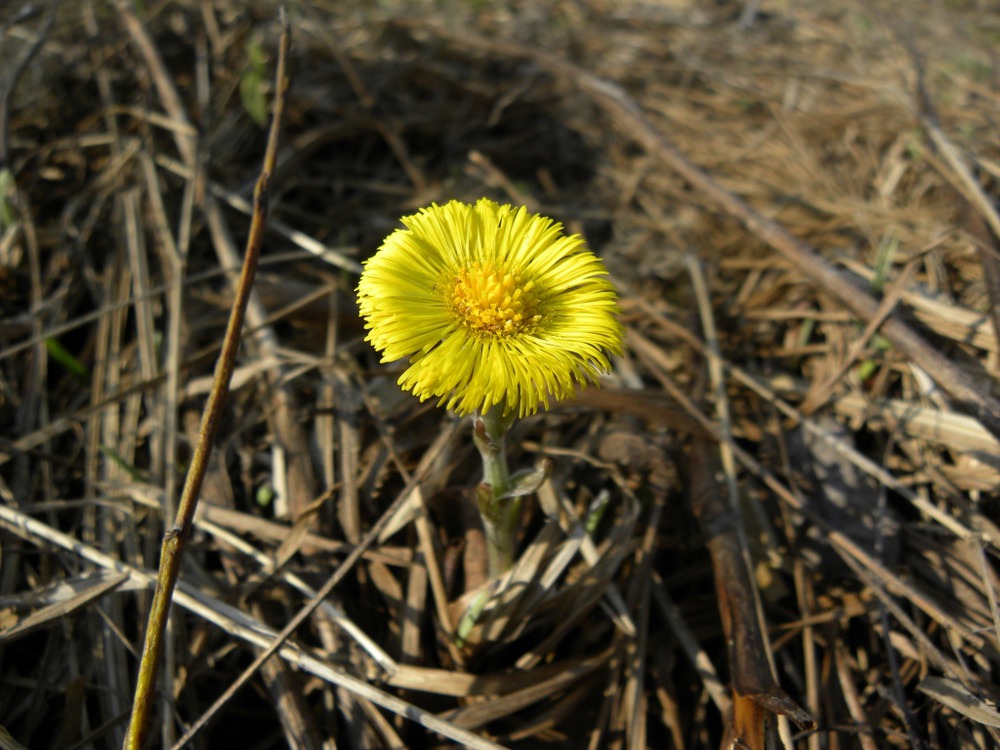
[121,11,291,750]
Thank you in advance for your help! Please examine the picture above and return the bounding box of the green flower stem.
[473,405,520,577]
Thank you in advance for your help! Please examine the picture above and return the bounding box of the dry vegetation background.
[1,1,999,749]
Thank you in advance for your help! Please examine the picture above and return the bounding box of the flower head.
[357,199,624,417]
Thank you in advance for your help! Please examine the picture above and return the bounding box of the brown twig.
[120,11,291,750]
[690,437,816,747]
[687,254,814,746]
[117,4,196,167]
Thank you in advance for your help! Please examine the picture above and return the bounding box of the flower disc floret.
[447,263,540,337]
[356,198,624,417]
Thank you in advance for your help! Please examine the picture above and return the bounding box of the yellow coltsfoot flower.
[357,198,624,418]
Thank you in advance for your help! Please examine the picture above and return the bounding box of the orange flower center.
[447,263,540,337]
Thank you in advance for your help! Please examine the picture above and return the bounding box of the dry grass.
[1,1,999,748]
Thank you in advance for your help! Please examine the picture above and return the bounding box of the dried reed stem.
[122,12,290,750]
